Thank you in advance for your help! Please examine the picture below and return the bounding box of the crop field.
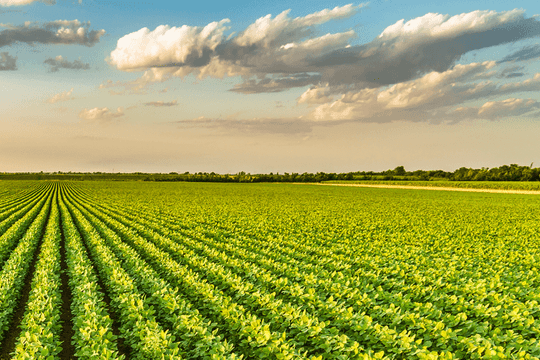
[323,180,540,191]
[0,181,538,359]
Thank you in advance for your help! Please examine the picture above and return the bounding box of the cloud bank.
[110,7,540,94]
[455,98,540,119]
[107,6,540,124]
[303,64,540,122]
[0,20,105,47]
[108,4,364,88]
[44,55,90,72]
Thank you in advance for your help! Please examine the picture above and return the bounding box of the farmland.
[322,180,540,191]
[0,181,539,359]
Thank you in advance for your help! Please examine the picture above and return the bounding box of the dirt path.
[312,183,540,195]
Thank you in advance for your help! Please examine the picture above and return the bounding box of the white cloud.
[105,6,540,125]
[313,8,540,90]
[0,0,54,6]
[47,88,74,103]
[306,62,495,119]
[78,107,124,122]
[304,63,540,122]
[101,58,250,95]
[455,98,540,119]
[0,20,105,47]
[297,85,335,105]
[108,4,365,89]
[233,4,363,47]
[378,10,523,40]
[109,20,231,71]
[109,7,540,94]
[266,30,356,68]
[479,98,536,116]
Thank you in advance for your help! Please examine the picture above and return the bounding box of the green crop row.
[79,181,540,359]
[0,185,52,268]
[58,191,123,360]
[13,191,63,359]
[69,183,540,359]
[61,186,239,360]
[0,186,53,345]
[63,191,182,359]
[0,180,539,359]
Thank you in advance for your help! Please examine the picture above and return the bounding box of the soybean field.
[0,181,539,360]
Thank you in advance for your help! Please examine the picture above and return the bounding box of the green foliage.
[13,193,63,359]
[1,163,540,183]
[323,180,540,191]
[59,194,123,360]
[0,181,539,359]
[0,187,53,345]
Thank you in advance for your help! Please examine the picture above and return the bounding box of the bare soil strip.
[313,183,540,195]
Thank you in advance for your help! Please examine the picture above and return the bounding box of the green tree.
[393,166,406,176]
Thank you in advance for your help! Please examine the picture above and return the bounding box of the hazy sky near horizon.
[1,0,540,173]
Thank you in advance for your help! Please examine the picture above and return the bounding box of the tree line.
[147,164,540,182]
[0,164,538,182]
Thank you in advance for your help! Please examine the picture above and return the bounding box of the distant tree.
[393,166,406,176]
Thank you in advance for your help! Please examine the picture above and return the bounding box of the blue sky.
[1,0,540,173]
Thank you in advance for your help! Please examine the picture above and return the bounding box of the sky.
[1,0,540,173]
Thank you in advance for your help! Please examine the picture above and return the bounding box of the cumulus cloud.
[0,51,16,70]
[303,62,540,122]
[304,61,496,108]
[47,88,73,103]
[144,100,178,107]
[110,19,231,71]
[311,9,540,89]
[44,55,90,72]
[297,86,334,104]
[233,4,361,48]
[454,98,540,119]
[78,107,124,123]
[0,0,54,6]
[109,4,364,88]
[109,7,540,95]
[110,4,362,71]
[0,19,105,47]
[105,6,540,124]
